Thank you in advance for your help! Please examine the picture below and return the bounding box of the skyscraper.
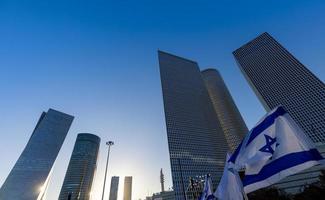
[123,176,132,200]
[233,32,325,144]
[158,51,228,199]
[109,176,119,200]
[233,32,325,193]
[202,69,248,151]
[0,109,74,200]
[59,133,100,200]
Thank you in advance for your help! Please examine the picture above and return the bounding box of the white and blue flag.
[199,174,214,200]
[215,153,244,200]
[228,106,324,193]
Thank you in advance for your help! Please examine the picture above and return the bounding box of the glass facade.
[158,51,228,199]
[109,176,119,200]
[58,133,100,200]
[202,69,248,151]
[233,32,325,144]
[0,109,74,200]
[233,32,325,193]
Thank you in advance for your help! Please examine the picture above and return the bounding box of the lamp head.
[106,141,114,146]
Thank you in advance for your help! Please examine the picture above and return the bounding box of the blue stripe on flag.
[243,149,323,187]
[246,106,286,147]
[228,141,243,163]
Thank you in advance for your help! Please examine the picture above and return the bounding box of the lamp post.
[101,141,114,200]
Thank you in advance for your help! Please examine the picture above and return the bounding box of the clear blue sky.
[0,0,324,199]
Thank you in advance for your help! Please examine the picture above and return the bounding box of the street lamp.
[101,141,114,200]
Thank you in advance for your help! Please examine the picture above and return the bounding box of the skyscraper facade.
[202,69,248,151]
[109,176,119,200]
[233,32,325,144]
[59,133,100,200]
[158,51,228,199]
[123,176,132,200]
[0,109,74,200]
[233,32,325,193]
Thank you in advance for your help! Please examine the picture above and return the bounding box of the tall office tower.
[109,176,119,200]
[233,32,325,193]
[59,133,100,200]
[233,32,325,144]
[202,69,248,151]
[0,109,74,200]
[123,176,132,200]
[160,168,165,192]
[158,51,228,199]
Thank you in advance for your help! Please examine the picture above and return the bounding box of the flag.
[215,153,244,200]
[199,174,213,200]
[229,106,324,193]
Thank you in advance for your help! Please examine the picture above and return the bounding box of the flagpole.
[243,192,249,200]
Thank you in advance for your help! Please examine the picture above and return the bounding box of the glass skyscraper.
[202,69,248,151]
[233,32,325,144]
[123,176,132,200]
[0,109,74,200]
[109,176,119,200]
[233,32,325,193]
[158,51,228,199]
[59,133,100,200]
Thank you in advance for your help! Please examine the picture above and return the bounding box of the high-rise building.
[160,168,165,192]
[123,176,132,200]
[201,69,248,151]
[0,109,74,200]
[109,176,119,200]
[158,51,228,199]
[233,32,325,193]
[233,32,325,144]
[59,133,100,200]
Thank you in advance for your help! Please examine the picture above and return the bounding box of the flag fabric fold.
[228,106,324,193]
[199,174,213,200]
[214,153,244,200]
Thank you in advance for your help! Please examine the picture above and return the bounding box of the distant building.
[109,176,119,200]
[233,32,325,193]
[152,190,175,200]
[123,176,132,200]
[233,32,325,144]
[59,133,100,200]
[0,109,74,200]
[202,68,248,151]
[158,51,228,199]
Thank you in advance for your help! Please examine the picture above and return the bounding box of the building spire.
[160,168,165,192]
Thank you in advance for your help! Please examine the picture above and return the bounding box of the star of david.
[259,134,279,154]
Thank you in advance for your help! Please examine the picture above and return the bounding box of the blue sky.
[0,0,324,199]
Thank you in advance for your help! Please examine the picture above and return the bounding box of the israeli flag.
[199,174,214,200]
[229,106,324,193]
[214,153,244,200]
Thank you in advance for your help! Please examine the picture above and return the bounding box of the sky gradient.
[0,0,325,199]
